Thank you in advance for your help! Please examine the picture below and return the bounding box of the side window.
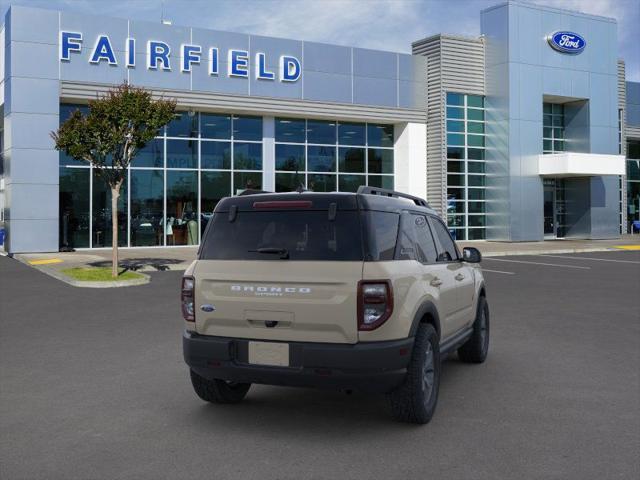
[428,216,459,262]
[394,212,437,264]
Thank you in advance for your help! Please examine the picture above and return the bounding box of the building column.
[262,116,275,192]
[3,6,60,253]
[394,122,427,199]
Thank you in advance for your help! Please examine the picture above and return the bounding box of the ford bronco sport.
[182,186,489,424]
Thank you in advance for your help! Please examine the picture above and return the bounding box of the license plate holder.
[248,341,290,367]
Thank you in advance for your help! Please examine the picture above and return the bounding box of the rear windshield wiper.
[248,247,290,259]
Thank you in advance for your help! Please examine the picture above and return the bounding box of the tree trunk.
[111,184,121,279]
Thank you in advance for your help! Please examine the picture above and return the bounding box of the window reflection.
[59,167,90,249]
[201,171,231,234]
[167,111,198,138]
[92,170,127,247]
[167,171,198,245]
[130,170,164,246]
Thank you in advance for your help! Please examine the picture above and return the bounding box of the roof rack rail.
[357,186,430,208]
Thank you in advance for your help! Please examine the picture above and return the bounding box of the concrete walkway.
[458,235,640,257]
[8,236,640,277]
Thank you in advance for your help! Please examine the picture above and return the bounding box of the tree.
[52,83,176,278]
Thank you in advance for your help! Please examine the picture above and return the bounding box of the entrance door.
[543,178,567,238]
[544,179,556,237]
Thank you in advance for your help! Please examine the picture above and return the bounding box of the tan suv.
[182,186,489,424]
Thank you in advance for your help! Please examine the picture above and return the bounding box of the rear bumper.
[183,331,413,393]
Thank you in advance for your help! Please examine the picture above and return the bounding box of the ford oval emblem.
[547,31,586,54]
[200,304,215,312]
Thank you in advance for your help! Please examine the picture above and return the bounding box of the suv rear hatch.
[194,195,364,344]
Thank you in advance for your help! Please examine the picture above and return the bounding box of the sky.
[1,0,638,80]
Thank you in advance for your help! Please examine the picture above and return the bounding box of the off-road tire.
[190,369,251,404]
[387,323,441,424]
[458,295,490,363]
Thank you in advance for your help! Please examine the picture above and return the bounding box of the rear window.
[200,210,363,261]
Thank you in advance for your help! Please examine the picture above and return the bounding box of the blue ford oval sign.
[547,31,586,54]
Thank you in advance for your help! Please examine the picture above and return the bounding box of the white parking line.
[540,254,640,265]
[484,258,591,269]
[481,268,516,275]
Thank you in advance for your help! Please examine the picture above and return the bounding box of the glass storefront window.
[467,96,484,108]
[307,174,336,192]
[275,144,305,171]
[468,201,486,214]
[200,171,231,235]
[367,124,394,148]
[467,135,485,147]
[368,148,394,174]
[275,172,305,192]
[447,161,464,173]
[308,145,336,172]
[467,109,484,121]
[130,169,164,247]
[166,171,198,246]
[59,167,90,249]
[339,174,366,192]
[447,174,465,186]
[468,148,484,160]
[445,92,487,239]
[446,92,464,106]
[234,172,262,193]
[447,120,464,133]
[167,139,197,169]
[367,175,393,189]
[307,120,336,144]
[338,147,365,173]
[338,122,366,146]
[447,188,465,201]
[447,201,465,214]
[468,161,485,173]
[447,133,465,146]
[92,170,127,248]
[467,228,486,240]
[167,111,198,138]
[201,113,231,139]
[233,115,262,141]
[275,118,306,143]
[135,138,164,168]
[59,104,90,167]
[201,141,231,169]
[446,106,464,119]
[467,122,484,134]
[468,189,485,200]
[447,147,464,159]
[233,142,262,170]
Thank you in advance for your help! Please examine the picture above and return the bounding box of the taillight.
[357,280,393,331]
[181,276,195,322]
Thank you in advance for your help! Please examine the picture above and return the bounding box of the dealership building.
[1,1,639,252]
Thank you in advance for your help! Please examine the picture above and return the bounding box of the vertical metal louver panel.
[412,34,485,219]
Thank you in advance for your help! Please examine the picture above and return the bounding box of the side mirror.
[462,247,482,263]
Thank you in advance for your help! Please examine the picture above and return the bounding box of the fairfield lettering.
[59,31,302,82]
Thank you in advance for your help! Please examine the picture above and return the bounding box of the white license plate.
[248,341,289,367]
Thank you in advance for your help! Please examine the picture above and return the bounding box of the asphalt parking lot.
[1,250,639,480]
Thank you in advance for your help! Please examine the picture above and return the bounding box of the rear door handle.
[430,278,443,287]
[455,273,465,281]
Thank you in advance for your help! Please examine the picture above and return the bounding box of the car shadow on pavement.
[182,356,471,433]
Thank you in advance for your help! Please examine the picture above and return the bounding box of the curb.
[38,266,151,288]
[10,255,151,288]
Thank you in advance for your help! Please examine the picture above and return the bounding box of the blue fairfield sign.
[59,31,302,82]
[547,31,586,54]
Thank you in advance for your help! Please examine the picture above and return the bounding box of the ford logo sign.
[200,304,216,312]
[547,31,586,54]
